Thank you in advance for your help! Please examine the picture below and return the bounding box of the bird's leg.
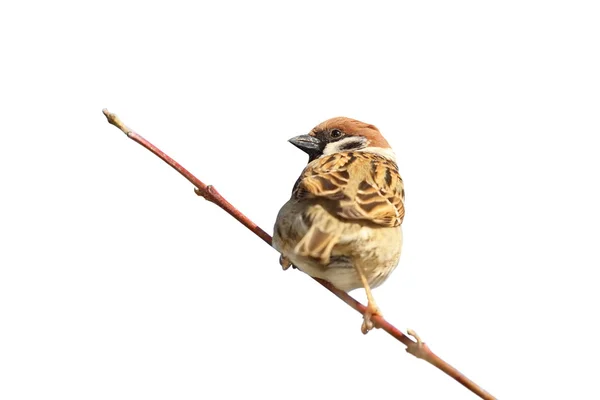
[353,264,381,334]
[279,254,292,271]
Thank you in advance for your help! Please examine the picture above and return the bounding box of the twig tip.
[407,328,422,344]
[102,108,132,136]
[405,328,430,360]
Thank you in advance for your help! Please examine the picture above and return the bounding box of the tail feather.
[294,223,341,265]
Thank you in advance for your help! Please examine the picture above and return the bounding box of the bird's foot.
[405,329,429,360]
[279,255,292,271]
[361,303,382,335]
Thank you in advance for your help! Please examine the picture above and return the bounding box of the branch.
[102,109,496,400]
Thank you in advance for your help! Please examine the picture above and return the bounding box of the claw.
[361,318,373,334]
[361,304,381,334]
[279,255,292,271]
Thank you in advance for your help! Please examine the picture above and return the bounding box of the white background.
[1,1,599,399]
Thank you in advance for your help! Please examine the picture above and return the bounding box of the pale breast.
[273,200,402,292]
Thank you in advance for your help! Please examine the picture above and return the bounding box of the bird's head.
[288,117,394,162]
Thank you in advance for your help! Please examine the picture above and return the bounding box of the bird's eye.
[330,129,343,139]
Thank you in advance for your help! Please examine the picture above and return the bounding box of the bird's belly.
[327,225,402,291]
[273,204,402,292]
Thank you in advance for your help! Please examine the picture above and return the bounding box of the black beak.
[288,134,323,161]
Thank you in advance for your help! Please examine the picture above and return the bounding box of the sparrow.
[273,117,405,334]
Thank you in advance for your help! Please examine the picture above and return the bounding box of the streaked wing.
[294,152,405,227]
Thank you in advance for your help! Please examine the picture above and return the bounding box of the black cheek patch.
[338,138,365,151]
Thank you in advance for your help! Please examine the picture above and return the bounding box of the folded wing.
[294,152,405,228]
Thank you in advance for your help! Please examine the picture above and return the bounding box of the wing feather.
[294,152,405,227]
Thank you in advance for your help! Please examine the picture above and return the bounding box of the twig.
[102,109,496,400]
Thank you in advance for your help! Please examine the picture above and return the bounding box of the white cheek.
[322,142,340,155]
[322,137,367,156]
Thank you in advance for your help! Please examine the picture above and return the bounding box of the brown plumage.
[295,151,405,227]
[273,117,405,333]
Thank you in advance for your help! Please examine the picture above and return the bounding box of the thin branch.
[102,109,496,400]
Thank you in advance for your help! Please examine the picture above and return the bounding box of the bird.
[273,117,405,334]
